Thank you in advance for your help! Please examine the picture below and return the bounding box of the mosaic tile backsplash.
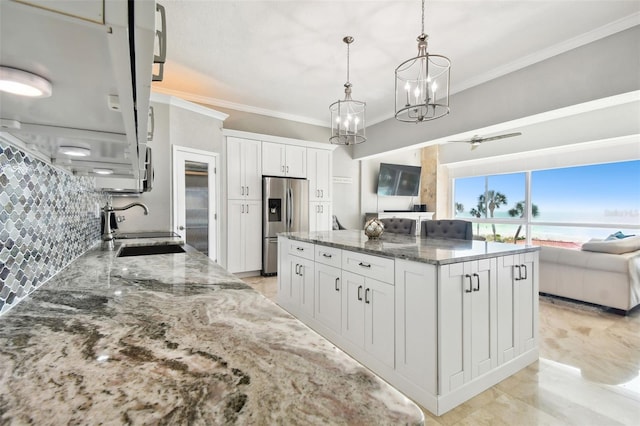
[0,140,105,315]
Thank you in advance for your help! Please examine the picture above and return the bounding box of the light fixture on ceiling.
[0,66,52,98]
[58,145,91,157]
[330,36,366,145]
[93,168,114,175]
[395,0,450,123]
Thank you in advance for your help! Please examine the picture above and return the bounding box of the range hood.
[0,0,163,192]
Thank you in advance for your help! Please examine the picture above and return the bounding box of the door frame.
[172,145,220,263]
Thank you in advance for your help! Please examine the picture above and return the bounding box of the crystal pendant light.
[395,0,450,123]
[330,36,366,145]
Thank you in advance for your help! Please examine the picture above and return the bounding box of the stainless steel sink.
[117,244,185,257]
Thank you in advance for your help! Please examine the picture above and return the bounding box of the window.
[453,160,640,246]
[454,172,527,242]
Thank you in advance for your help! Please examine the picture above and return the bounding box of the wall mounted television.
[377,163,421,196]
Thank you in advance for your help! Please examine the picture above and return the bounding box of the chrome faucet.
[102,201,149,249]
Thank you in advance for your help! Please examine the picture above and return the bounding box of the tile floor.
[243,275,640,425]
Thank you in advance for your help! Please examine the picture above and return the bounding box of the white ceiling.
[153,0,640,127]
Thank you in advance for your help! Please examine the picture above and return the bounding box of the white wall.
[331,145,361,229]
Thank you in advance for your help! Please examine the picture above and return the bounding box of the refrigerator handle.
[287,187,293,229]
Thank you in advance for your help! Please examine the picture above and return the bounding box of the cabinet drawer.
[342,250,394,284]
[288,240,315,261]
[315,245,342,268]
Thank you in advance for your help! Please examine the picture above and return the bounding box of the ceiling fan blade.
[477,132,522,142]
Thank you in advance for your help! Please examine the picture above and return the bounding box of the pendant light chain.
[346,40,350,85]
[421,0,425,36]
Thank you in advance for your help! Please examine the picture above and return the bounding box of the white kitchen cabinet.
[341,269,395,369]
[280,239,315,319]
[309,202,331,232]
[438,258,496,395]
[227,137,262,200]
[290,255,315,320]
[308,148,332,201]
[315,262,342,334]
[395,260,438,395]
[496,252,538,365]
[262,142,306,178]
[226,199,261,273]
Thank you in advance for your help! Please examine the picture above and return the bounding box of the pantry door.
[173,146,219,262]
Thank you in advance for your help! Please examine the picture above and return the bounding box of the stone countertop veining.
[283,230,540,265]
[0,243,424,425]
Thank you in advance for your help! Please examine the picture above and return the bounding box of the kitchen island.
[0,240,424,424]
[278,230,540,415]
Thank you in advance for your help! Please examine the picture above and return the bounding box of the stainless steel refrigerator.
[262,177,309,275]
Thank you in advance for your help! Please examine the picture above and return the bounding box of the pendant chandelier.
[330,36,366,145]
[395,0,450,123]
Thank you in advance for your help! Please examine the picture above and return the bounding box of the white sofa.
[539,236,640,313]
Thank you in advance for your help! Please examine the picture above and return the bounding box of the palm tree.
[478,190,508,238]
[469,202,485,235]
[455,202,465,215]
[508,201,540,242]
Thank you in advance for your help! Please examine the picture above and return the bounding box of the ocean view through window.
[453,160,640,247]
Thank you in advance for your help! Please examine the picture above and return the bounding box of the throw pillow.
[582,235,640,254]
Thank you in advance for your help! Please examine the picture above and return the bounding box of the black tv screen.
[377,163,421,196]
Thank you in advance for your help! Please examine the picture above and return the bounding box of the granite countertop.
[0,241,423,424]
[283,230,540,265]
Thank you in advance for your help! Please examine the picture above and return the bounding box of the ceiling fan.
[449,132,522,150]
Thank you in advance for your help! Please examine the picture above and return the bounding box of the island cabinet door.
[496,252,538,364]
[293,256,315,320]
[364,277,395,368]
[342,271,366,347]
[315,263,342,334]
[438,258,497,395]
[395,260,437,394]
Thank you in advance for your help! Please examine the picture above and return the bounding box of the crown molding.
[151,87,328,128]
[150,90,229,121]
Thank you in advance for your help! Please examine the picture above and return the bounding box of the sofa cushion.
[582,235,640,254]
[540,246,637,274]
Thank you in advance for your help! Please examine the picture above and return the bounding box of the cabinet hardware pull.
[514,265,521,281]
[521,264,528,280]
[241,204,244,213]
[335,277,340,291]
[464,274,473,293]
[320,189,323,198]
[473,273,480,291]
[241,186,244,195]
[296,247,304,251]
[295,264,300,275]
[365,288,371,304]
[299,265,303,276]
[246,204,249,213]
[287,166,289,173]
[357,285,363,301]
[322,253,332,258]
[246,186,249,196]
[358,262,371,268]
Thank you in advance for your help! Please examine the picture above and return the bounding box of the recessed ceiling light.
[59,146,91,157]
[94,168,114,175]
[0,66,52,98]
